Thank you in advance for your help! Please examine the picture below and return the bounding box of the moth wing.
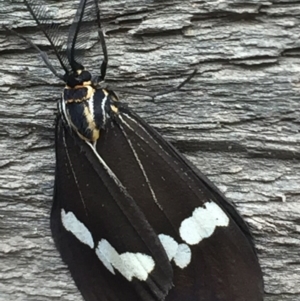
[51,117,173,301]
[94,104,264,301]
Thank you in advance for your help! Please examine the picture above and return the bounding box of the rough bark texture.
[0,0,300,300]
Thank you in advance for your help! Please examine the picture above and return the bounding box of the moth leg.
[152,68,198,99]
[106,69,198,101]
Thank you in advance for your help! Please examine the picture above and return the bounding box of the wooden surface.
[1,0,300,300]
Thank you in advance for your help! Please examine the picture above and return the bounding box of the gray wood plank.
[0,0,299,300]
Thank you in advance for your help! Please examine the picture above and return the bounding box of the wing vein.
[62,128,88,214]
[121,112,206,201]
[85,140,173,295]
[115,114,180,234]
[118,115,163,211]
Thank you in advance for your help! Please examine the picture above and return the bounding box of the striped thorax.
[59,70,115,142]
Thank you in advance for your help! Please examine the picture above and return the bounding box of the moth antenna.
[94,0,108,81]
[67,0,87,71]
[3,25,64,80]
[24,0,69,75]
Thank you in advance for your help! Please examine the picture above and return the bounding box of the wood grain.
[0,0,299,300]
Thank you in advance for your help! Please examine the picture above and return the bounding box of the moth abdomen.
[64,101,98,141]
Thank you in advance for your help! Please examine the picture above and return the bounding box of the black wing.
[52,117,173,301]
[91,101,264,301]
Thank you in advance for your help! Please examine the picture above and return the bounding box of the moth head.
[64,69,92,88]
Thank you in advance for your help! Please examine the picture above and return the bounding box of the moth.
[7,0,264,300]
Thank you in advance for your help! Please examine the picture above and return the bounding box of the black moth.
[10,0,264,300]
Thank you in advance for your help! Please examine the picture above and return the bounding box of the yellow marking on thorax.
[83,106,100,142]
[65,80,92,89]
[65,83,95,103]
[102,88,119,102]
[110,105,119,114]
[84,85,95,100]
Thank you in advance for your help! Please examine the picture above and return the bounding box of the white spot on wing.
[61,209,94,249]
[95,245,115,274]
[174,244,191,268]
[158,234,191,269]
[96,239,155,281]
[179,202,229,245]
[121,253,155,281]
[158,234,178,260]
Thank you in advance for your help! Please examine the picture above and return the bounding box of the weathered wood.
[1,0,300,300]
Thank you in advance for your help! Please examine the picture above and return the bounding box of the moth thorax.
[62,87,110,142]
